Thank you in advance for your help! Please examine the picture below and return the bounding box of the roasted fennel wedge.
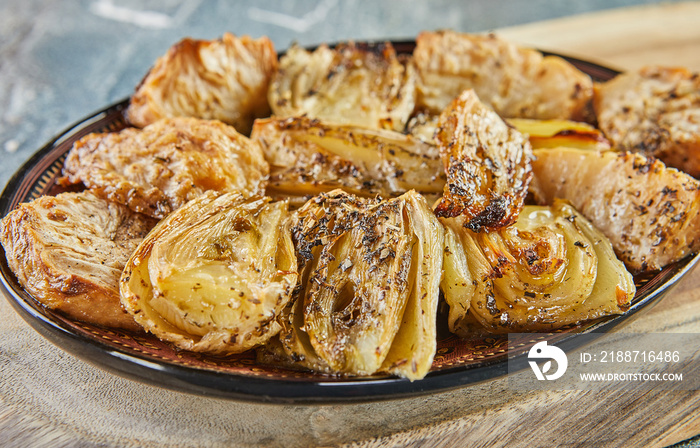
[441,200,635,334]
[269,42,415,132]
[433,89,533,231]
[413,30,593,121]
[260,189,443,380]
[530,148,700,272]
[251,116,445,200]
[120,191,297,354]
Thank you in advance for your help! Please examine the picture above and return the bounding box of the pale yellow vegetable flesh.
[251,116,445,200]
[530,147,700,272]
[268,189,443,380]
[381,192,444,379]
[507,118,611,150]
[269,43,416,132]
[440,200,635,334]
[120,191,298,354]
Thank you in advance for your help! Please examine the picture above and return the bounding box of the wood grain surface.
[497,1,700,72]
[2,2,700,448]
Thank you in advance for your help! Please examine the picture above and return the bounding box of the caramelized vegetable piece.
[594,66,700,177]
[434,89,533,231]
[441,201,635,334]
[530,148,700,272]
[126,33,277,135]
[61,117,268,219]
[120,192,297,355]
[268,42,416,131]
[0,191,156,331]
[251,116,445,200]
[268,189,443,380]
[413,30,593,121]
[506,118,611,150]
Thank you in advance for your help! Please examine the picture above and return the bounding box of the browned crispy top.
[530,148,700,272]
[0,191,156,330]
[60,117,268,219]
[126,33,277,135]
[594,66,700,177]
[413,30,593,121]
[433,89,533,231]
[269,42,416,132]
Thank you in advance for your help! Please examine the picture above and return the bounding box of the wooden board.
[497,1,700,72]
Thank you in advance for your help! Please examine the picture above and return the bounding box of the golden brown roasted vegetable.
[61,117,268,219]
[441,200,635,335]
[413,30,593,121]
[268,42,415,131]
[126,33,277,135]
[251,116,445,200]
[434,89,533,231]
[0,191,156,331]
[267,189,443,380]
[506,118,611,150]
[594,66,700,177]
[530,147,700,272]
[120,192,297,354]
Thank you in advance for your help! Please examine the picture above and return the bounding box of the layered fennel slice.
[413,30,593,121]
[530,148,700,273]
[260,189,444,380]
[251,116,445,201]
[269,42,416,132]
[440,200,635,334]
[120,191,297,354]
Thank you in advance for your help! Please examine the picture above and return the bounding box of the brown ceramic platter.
[1,41,698,403]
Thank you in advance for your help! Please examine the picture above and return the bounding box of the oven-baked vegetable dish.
[3,30,700,381]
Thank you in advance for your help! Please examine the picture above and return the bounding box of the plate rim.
[1,47,697,404]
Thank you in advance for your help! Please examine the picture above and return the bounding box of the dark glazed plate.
[1,42,698,404]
